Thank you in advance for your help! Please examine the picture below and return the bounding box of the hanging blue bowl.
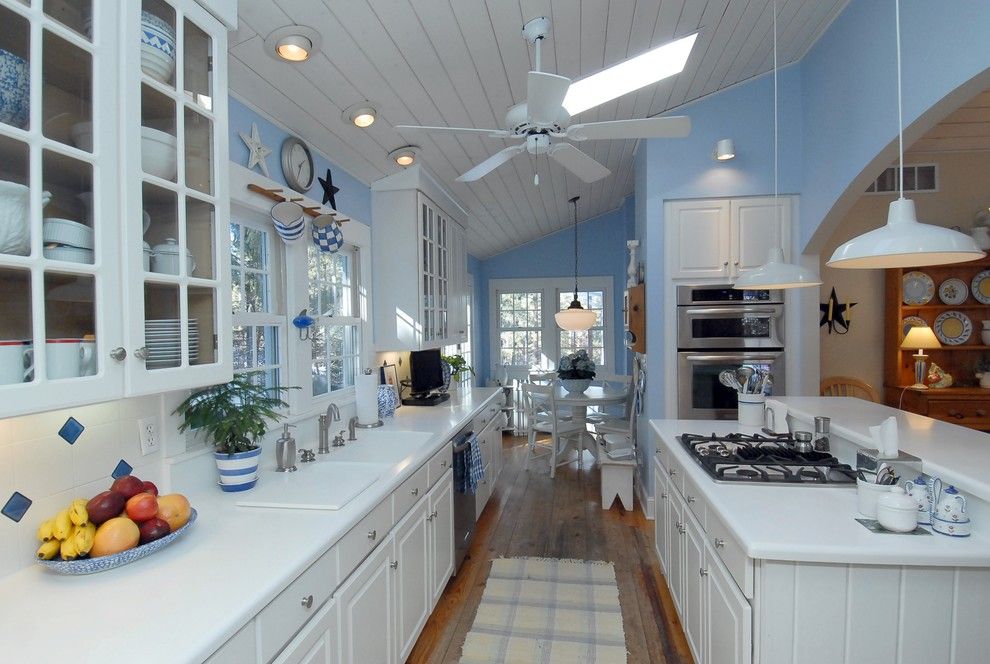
[312,215,344,253]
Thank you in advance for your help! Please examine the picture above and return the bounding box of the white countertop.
[0,388,500,664]
[651,412,990,567]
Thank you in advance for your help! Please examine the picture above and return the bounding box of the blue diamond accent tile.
[111,459,133,480]
[2,491,32,523]
[57,417,85,445]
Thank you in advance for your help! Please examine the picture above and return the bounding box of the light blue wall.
[228,97,372,224]
[474,197,635,385]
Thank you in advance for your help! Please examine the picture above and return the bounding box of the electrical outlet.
[138,416,160,456]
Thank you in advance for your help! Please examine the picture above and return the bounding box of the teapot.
[932,484,971,537]
[976,371,990,389]
[903,476,932,525]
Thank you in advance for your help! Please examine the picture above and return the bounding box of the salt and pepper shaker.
[793,431,813,454]
[813,416,830,452]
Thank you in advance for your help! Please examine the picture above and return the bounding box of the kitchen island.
[0,388,503,664]
[651,396,990,664]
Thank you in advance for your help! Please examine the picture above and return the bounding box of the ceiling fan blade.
[395,125,516,139]
[456,144,526,182]
[548,143,611,183]
[564,115,691,141]
[527,71,571,126]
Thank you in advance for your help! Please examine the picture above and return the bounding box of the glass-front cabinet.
[419,192,449,346]
[0,0,229,416]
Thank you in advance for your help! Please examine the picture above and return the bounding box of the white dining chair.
[595,382,640,460]
[521,382,582,477]
[587,373,634,424]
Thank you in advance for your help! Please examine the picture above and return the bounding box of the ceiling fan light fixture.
[562,32,697,116]
[389,146,419,167]
[343,103,378,128]
[265,26,322,63]
[714,138,735,161]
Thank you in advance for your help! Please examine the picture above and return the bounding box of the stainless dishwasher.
[451,427,475,573]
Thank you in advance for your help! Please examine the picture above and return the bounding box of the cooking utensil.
[736,367,754,394]
[719,370,741,392]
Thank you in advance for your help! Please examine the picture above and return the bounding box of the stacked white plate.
[145,319,199,369]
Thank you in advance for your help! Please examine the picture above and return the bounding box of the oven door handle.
[683,306,780,316]
[682,353,782,362]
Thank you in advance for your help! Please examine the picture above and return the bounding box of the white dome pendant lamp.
[827,0,984,269]
[555,196,598,331]
[734,0,822,290]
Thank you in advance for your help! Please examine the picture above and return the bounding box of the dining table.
[552,383,630,463]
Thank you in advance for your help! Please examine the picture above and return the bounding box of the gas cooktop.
[678,432,856,485]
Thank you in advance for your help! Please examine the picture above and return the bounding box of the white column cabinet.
[683,512,707,664]
[706,553,752,664]
[272,600,339,664]
[429,472,454,608]
[654,460,671,576]
[394,500,431,663]
[337,538,396,664]
[668,485,686,615]
[666,197,793,281]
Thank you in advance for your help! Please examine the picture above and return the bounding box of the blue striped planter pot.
[214,447,261,492]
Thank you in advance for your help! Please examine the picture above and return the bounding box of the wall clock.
[280,137,315,193]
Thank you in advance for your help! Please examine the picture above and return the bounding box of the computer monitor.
[409,349,444,395]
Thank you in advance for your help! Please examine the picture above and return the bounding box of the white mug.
[46,338,84,379]
[0,340,32,384]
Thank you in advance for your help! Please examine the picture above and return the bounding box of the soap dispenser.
[276,424,297,473]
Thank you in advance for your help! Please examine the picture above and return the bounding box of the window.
[865,164,937,193]
[308,245,361,398]
[558,289,606,366]
[230,220,285,389]
[497,291,543,367]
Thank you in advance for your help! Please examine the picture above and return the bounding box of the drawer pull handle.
[699,568,709,577]
[656,449,662,455]
[949,410,964,419]
[714,538,725,549]
[300,595,313,609]
[367,529,377,541]
[978,409,987,417]
[661,492,668,500]
[669,469,677,476]
[411,488,419,496]
[441,460,447,468]
[686,495,696,504]
[390,560,399,570]
[431,509,438,519]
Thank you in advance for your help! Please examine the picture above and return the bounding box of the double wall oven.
[676,285,785,420]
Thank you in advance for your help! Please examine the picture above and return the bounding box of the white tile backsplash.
[0,395,167,579]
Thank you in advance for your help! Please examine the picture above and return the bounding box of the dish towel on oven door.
[455,433,486,494]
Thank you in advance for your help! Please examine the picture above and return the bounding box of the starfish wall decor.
[238,122,271,177]
[318,169,340,209]
[820,287,857,335]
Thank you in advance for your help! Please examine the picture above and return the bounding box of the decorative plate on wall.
[971,270,990,305]
[901,315,927,338]
[934,311,972,345]
[938,278,968,305]
[902,271,934,305]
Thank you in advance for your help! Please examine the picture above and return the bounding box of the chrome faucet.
[319,403,341,454]
[348,416,359,441]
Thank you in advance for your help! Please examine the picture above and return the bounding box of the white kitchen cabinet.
[337,535,396,664]
[0,0,230,417]
[666,197,793,281]
[683,510,707,664]
[668,483,685,615]
[273,600,339,664]
[654,463,671,577]
[371,166,468,351]
[428,471,454,608]
[394,498,431,663]
[706,553,752,664]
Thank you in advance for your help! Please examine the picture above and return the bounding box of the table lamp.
[901,325,941,389]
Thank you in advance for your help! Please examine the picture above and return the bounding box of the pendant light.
[827,0,984,269]
[555,196,597,331]
[733,0,822,290]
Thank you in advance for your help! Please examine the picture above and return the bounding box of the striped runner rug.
[460,557,628,664]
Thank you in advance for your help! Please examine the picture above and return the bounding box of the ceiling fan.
[395,17,696,185]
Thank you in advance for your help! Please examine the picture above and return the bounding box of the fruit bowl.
[37,509,197,575]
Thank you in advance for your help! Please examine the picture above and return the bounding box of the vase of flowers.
[557,349,596,394]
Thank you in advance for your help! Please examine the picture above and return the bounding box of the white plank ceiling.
[231,0,848,258]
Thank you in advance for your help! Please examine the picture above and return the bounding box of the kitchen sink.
[315,430,436,465]
[235,461,390,511]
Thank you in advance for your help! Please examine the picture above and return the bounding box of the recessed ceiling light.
[343,103,378,128]
[389,146,419,167]
[264,26,322,63]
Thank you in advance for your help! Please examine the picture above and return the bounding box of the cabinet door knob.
[109,347,127,362]
[675,521,685,534]
[134,346,149,361]
[656,449,662,455]
[300,594,313,609]
[441,460,447,468]
[699,568,709,577]
[977,409,987,417]
[661,492,668,500]
[733,261,740,266]
[686,495,696,504]
[713,537,725,549]
[949,411,964,419]
[722,261,729,267]
[367,529,377,540]
[669,469,677,476]
[431,509,438,519]
[411,487,419,496]
[390,560,399,570]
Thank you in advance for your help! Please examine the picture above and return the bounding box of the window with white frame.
[308,245,361,397]
[230,220,285,388]
[490,277,614,375]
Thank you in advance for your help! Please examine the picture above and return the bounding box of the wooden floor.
[408,434,693,664]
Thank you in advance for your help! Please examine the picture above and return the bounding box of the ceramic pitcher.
[935,485,967,522]
[904,476,932,525]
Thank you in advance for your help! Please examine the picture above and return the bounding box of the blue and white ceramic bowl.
[312,217,344,253]
[0,49,29,129]
[141,10,176,84]
[37,509,198,575]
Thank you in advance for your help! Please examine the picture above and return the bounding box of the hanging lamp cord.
[569,195,580,303]
[895,0,904,198]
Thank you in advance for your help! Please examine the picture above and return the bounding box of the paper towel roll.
[356,369,380,425]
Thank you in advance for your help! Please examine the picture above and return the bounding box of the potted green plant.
[441,353,474,391]
[174,373,294,492]
[557,350,596,394]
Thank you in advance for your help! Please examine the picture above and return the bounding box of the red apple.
[86,491,127,525]
[110,475,145,499]
[138,517,171,545]
[125,492,159,522]
[141,480,159,496]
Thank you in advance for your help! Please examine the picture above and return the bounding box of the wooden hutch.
[884,257,990,432]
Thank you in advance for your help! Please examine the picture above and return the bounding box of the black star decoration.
[820,286,857,335]
[318,169,340,209]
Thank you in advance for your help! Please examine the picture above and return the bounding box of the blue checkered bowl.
[312,218,344,253]
[0,49,29,129]
[37,509,197,575]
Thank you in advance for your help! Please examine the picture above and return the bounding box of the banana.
[36,519,55,542]
[69,502,88,526]
[72,498,88,510]
[36,539,60,560]
[59,535,79,561]
[74,522,95,556]
[53,509,72,541]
